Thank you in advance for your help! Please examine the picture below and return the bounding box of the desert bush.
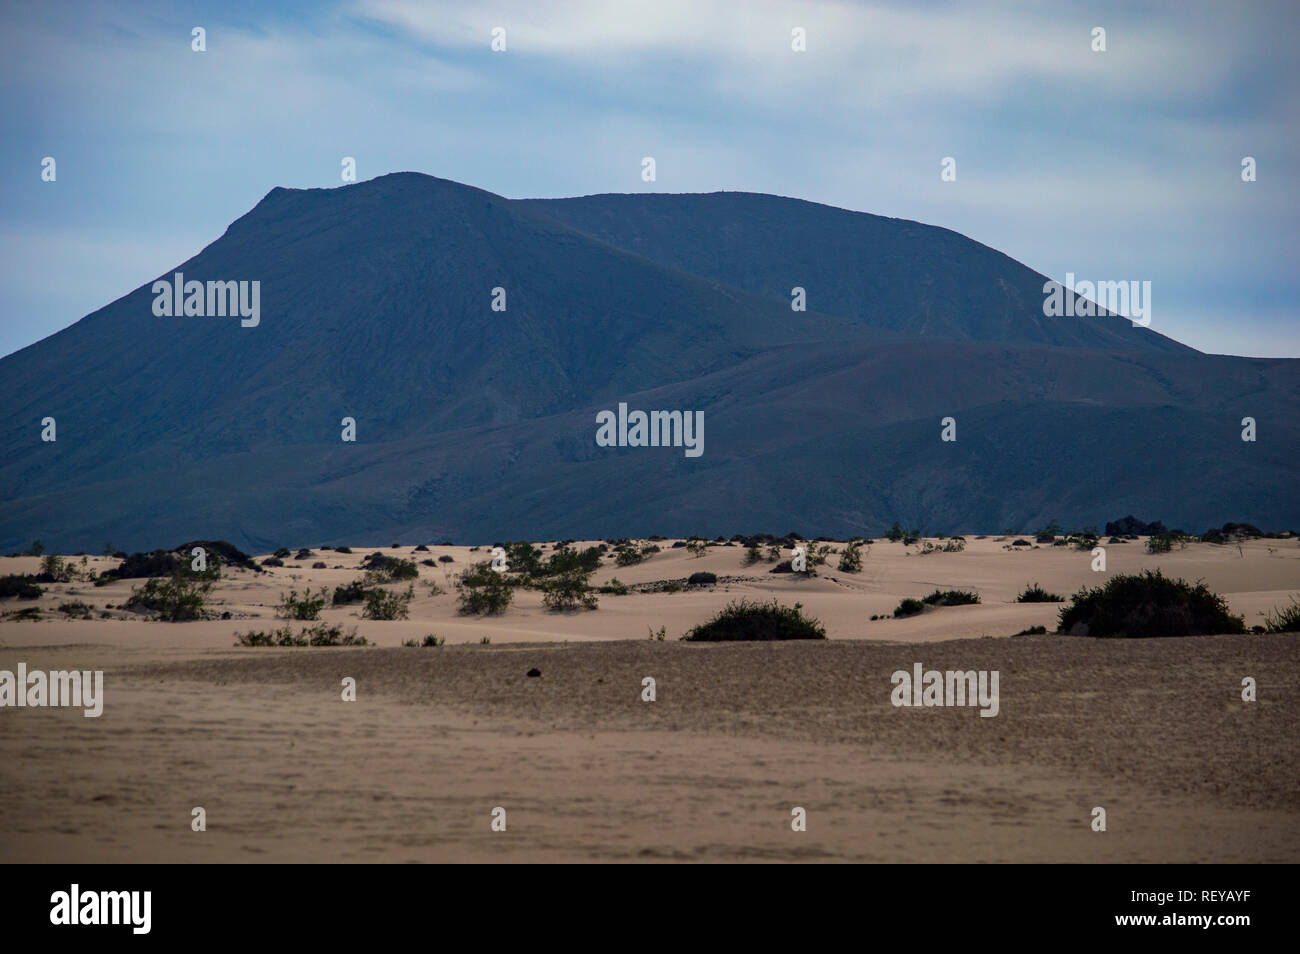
[1016,582,1065,603]
[544,546,602,577]
[685,537,708,557]
[742,544,763,566]
[683,599,825,641]
[920,589,980,606]
[687,571,718,586]
[456,563,515,615]
[893,598,925,618]
[403,634,445,647]
[37,554,74,583]
[599,578,629,595]
[1263,597,1300,633]
[837,541,863,572]
[1058,570,1244,637]
[541,573,598,611]
[438,555,454,563]
[276,587,328,620]
[58,600,94,618]
[1013,625,1048,636]
[362,584,414,620]
[335,546,353,554]
[312,561,327,569]
[261,557,285,567]
[127,571,212,621]
[360,553,419,582]
[332,579,371,605]
[237,623,367,647]
[104,549,182,580]
[1146,533,1186,554]
[273,547,290,559]
[0,574,43,599]
[919,539,965,554]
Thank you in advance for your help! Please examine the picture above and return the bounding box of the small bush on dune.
[360,553,418,582]
[683,599,825,642]
[1013,625,1047,636]
[1263,597,1300,633]
[362,584,414,620]
[277,587,328,620]
[1017,582,1064,603]
[0,574,43,600]
[599,578,629,595]
[687,571,717,586]
[1058,570,1244,638]
[237,623,367,647]
[332,580,371,605]
[921,589,980,606]
[456,563,515,615]
[127,571,212,621]
[893,598,925,618]
[403,634,445,647]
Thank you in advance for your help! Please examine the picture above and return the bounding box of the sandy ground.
[1,536,1297,862]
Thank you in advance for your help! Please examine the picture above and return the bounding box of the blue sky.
[2,0,1297,358]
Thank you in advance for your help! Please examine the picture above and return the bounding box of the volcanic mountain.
[0,172,1295,552]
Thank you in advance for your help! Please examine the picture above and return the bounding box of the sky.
[1,0,1297,359]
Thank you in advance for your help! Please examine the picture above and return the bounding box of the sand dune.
[1,536,1297,862]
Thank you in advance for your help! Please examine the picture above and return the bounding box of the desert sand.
[1,536,1297,862]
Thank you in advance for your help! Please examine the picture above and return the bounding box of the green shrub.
[237,623,367,646]
[921,589,980,606]
[403,634,445,647]
[1013,625,1048,636]
[0,574,43,599]
[1016,582,1064,603]
[457,563,515,615]
[1146,533,1186,554]
[277,587,328,620]
[1058,570,1244,637]
[685,537,708,557]
[541,570,598,611]
[683,599,825,641]
[837,541,863,572]
[598,578,629,595]
[893,598,925,618]
[58,600,94,618]
[127,571,213,621]
[360,553,418,582]
[362,584,414,620]
[687,571,717,586]
[1263,596,1300,633]
[332,579,371,604]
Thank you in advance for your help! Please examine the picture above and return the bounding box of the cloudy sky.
[2,0,1297,358]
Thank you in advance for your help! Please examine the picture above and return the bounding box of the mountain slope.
[0,173,1293,552]
[519,191,1188,354]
